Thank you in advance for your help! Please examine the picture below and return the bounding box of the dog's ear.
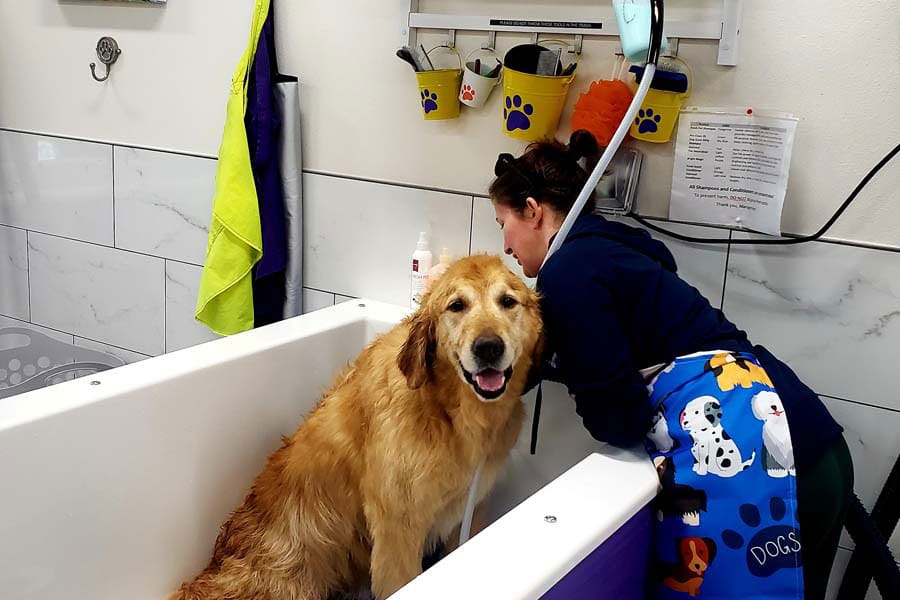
[398,310,437,389]
[524,328,545,392]
[703,537,717,563]
[524,290,545,390]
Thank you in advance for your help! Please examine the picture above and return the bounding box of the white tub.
[0,300,656,599]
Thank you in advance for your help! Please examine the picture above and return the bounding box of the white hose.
[458,462,483,546]
[540,63,658,270]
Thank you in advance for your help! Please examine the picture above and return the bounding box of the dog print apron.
[643,351,803,599]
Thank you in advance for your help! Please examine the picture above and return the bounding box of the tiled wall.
[0,129,220,364]
[1,129,897,596]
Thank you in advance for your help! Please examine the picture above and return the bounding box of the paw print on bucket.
[504,95,534,132]
[635,108,661,134]
[420,90,438,114]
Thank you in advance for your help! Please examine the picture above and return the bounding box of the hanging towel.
[276,75,303,319]
[195,0,270,336]
[246,3,289,327]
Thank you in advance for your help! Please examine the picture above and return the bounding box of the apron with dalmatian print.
[643,351,804,599]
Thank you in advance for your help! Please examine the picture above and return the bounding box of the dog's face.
[398,255,542,402]
[680,396,721,432]
[678,537,717,576]
[752,390,786,423]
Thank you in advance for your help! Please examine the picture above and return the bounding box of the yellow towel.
[195,0,270,336]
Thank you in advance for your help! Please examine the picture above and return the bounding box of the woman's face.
[493,199,548,278]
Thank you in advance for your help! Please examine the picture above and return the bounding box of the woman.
[489,130,853,600]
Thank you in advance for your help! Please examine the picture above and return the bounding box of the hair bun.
[568,129,599,160]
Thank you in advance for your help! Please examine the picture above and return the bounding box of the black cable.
[647,0,664,66]
[628,143,899,245]
[838,493,900,600]
[838,454,900,599]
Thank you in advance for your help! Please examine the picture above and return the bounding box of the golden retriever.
[170,255,543,600]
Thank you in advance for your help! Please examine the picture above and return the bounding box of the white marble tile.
[633,219,730,309]
[302,288,334,314]
[165,261,222,352]
[303,175,472,307]
[73,336,150,365]
[114,147,216,265]
[825,548,882,600]
[0,225,29,320]
[469,196,533,285]
[0,130,113,245]
[28,233,165,356]
[724,236,900,411]
[823,396,900,559]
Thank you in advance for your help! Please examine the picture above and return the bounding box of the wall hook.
[90,36,121,82]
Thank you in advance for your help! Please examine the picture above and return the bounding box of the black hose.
[647,0,665,66]
[837,455,900,599]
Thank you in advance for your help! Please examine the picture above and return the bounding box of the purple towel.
[245,2,288,326]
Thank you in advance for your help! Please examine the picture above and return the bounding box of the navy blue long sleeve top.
[536,214,842,472]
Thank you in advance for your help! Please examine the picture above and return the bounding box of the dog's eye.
[499,294,518,309]
[447,299,467,313]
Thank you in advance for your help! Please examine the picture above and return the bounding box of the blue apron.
[644,351,804,599]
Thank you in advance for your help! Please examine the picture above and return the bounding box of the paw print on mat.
[635,108,662,134]
[721,497,802,577]
[421,89,438,114]
[504,95,533,131]
[461,84,476,102]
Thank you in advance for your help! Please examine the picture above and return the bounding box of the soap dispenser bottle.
[410,231,433,309]
[426,248,453,291]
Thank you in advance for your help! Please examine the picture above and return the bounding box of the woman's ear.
[525,197,543,229]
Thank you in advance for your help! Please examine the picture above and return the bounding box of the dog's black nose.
[472,336,505,364]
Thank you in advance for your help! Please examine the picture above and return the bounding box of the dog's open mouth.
[462,365,513,401]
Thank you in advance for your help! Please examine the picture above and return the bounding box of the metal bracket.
[481,30,497,51]
[574,35,584,55]
[405,0,744,66]
[668,37,680,57]
[447,29,456,49]
[718,0,744,66]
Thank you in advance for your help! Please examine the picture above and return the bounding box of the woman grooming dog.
[489,130,853,600]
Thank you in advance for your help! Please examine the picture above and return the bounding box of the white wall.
[1,1,898,247]
[0,131,221,361]
[0,0,252,154]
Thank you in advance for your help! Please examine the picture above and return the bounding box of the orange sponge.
[571,79,635,146]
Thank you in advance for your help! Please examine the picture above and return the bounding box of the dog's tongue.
[474,369,505,392]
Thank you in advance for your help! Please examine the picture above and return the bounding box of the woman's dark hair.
[489,129,601,216]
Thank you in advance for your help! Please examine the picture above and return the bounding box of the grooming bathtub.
[0,300,657,599]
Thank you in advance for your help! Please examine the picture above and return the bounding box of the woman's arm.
[539,266,651,447]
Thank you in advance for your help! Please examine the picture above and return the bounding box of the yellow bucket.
[629,56,692,143]
[415,46,462,121]
[502,68,576,141]
[501,41,577,141]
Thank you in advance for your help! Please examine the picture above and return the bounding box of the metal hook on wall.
[90,37,121,82]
